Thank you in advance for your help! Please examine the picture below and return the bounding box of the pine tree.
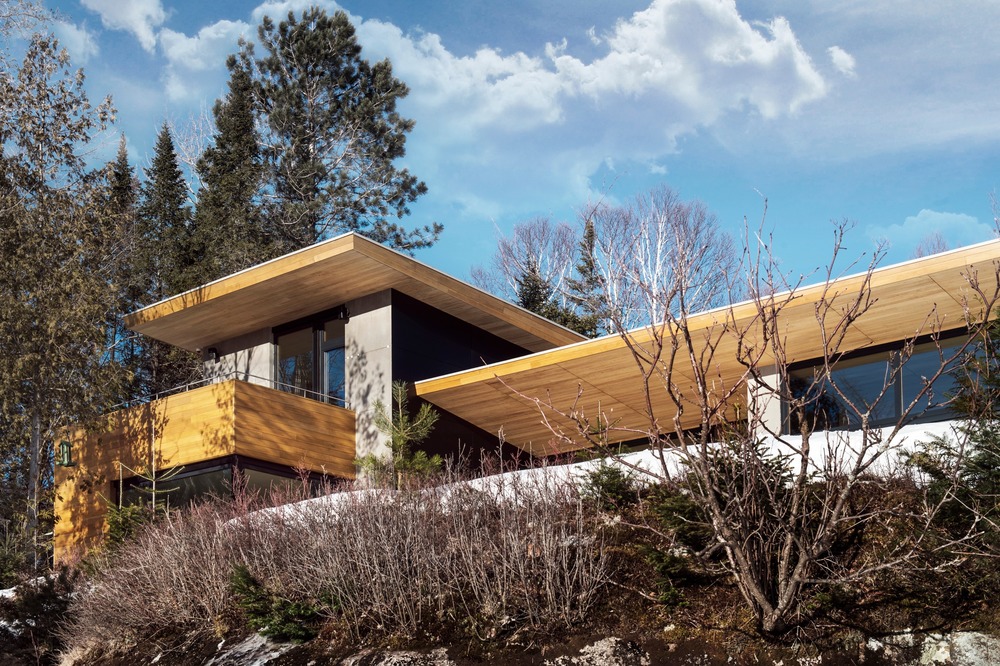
[191,58,272,280]
[134,124,201,395]
[240,7,440,252]
[0,32,118,570]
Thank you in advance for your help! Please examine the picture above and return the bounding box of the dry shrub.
[67,502,239,647]
[62,465,607,653]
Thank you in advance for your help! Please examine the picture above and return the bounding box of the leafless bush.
[67,502,238,647]
[62,466,607,654]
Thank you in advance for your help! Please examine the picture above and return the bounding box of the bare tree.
[587,185,741,330]
[507,214,1000,634]
[913,230,949,258]
[471,217,577,307]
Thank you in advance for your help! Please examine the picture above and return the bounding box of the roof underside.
[416,240,1000,456]
[125,234,585,353]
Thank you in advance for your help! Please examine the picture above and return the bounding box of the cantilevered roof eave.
[125,232,586,353]
[416,238,1000,453]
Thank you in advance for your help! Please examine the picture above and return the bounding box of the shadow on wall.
[349,338,384,460]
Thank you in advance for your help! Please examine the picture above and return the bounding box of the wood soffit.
[415,239,1000,455]
[124,233,586,353]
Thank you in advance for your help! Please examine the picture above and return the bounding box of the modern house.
[53,233,584,562]
[53,232,1000,562]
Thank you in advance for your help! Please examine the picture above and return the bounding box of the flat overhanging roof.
[415,239,1000,455]
[125,233,586,353]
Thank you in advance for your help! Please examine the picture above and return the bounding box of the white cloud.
[587,26,601,46]
[348,0,830,225]
[552,1,827,119]
[53,21,99,63]
[827,45,856,77]
[867,210,995,258]
[160,21,250,102]
[81,0,166,52]
[251,0,340,23]
[359,21,565,136]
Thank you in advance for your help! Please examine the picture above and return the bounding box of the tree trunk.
[26,410,41,571]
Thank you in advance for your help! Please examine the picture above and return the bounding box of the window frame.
[782,329,967,434]
[273,306,349,405]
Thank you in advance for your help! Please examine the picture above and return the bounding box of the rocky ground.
[59,629,1000,666]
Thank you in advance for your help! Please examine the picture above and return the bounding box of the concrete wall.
[345,291,393,460]
[197,290,396,462]
[747,363,783,438]
[202,327,273,387]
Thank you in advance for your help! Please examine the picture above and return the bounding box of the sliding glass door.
[275,312,347,406]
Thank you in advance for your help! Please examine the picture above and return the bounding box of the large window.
[274,309,347,406]
[786,335,964,433]
[118,457,326,510]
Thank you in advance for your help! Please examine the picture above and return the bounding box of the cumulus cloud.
[81,0,166,52]
[868,210,995,258]
[551,0,827,118]
[160,20,250,102]
[251,0,339,23]
[359,21,566,136]
[347,0,831,223]
[53,21,99,63]
[828,45,856,77]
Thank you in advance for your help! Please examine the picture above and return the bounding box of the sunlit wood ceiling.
[126,233,585,353]
[416,240,1000,455]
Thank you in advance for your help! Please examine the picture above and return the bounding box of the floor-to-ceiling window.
[274,308,348,406]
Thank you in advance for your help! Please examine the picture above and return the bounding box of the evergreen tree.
[138,124,194,296]
[565,217,603,337]
[516,259,594,336]
[103,136,144,398]
[516,259,555,314]
[240,7,440,252]
[191,59,272,280]
[0,32,118,569]
[135,124,201,395]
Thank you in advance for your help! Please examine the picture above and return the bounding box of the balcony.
[54,378,356,562]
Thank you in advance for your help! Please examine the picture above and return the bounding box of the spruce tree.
[516,259,555,314]
[103,136,143,395]
[135,124,201,395]
[516,259,594,336]
[191,59,271,280]
[564,218,603,338]
[138,124,194,296]
[240,7,440,252]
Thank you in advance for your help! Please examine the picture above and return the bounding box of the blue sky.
[44,0,1000,285]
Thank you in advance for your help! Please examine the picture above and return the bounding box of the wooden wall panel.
[54,380,356,563]
[233,381,356,478]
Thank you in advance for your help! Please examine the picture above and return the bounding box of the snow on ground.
[247,420,960,523]
[764,420,961,475]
